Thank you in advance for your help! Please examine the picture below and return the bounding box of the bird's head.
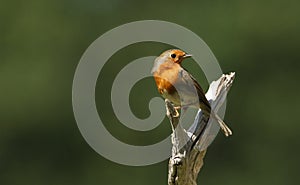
[160,49,192,64]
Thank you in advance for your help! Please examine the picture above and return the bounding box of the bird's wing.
[178,68,211,112]
[178,68,197,90]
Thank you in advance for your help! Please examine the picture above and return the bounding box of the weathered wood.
[166,72,235,185]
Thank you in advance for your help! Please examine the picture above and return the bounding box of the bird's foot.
[173,106,181,117]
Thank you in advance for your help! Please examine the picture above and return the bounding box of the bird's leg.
[174,105,190,117]
[173,106,180,117]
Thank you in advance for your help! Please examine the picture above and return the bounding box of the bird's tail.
[210,112,232,137]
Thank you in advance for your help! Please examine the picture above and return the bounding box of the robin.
[151,49,232,136]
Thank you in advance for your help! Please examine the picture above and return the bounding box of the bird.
[151,49,232,136]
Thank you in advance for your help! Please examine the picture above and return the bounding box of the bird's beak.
[183,54,192,58]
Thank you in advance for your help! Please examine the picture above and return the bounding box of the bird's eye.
[171,54,176,58]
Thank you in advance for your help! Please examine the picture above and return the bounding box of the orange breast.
[153,62,180,95]
[154,76,176,95]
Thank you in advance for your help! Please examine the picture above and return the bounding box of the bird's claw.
[173,106,181,117]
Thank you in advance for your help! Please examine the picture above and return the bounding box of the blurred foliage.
[1,0,300,184]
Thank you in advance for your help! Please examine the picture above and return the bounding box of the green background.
[1,0,300,184]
